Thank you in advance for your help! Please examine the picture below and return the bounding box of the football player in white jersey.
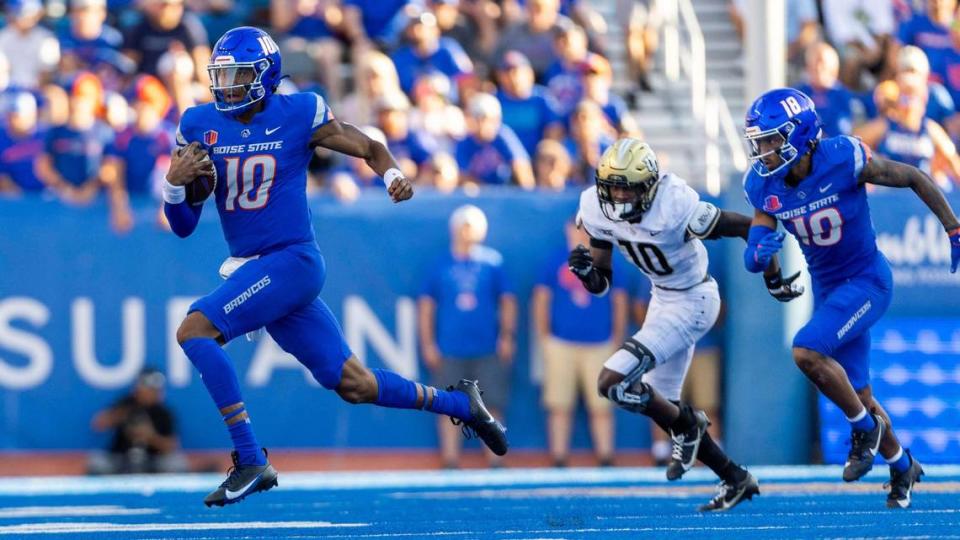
[571,138,803,511]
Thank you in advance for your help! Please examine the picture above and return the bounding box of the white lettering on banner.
[344,296,417,380]
[247,336,319,387]
[877,215,951,265]
[72,298,145,390]
[167,297,199,387]
[0,298,52,390]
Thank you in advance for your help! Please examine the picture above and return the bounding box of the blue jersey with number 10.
[744,135,880,288]
[176,92,333,258]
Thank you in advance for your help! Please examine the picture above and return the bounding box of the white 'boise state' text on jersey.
[578,174,719,289]
[176,92,333,258]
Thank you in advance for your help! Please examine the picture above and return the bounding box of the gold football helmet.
[595,138,661,222]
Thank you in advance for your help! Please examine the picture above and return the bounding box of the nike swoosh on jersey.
[225,473,262,500]
[819,183,833,193]
[265,126,281,135]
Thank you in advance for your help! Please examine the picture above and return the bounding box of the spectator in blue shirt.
[343,0,420,49]
[36,72,114,205]
[456,92,535,188]
[796,43,856,136]
[58,0,124,75]
[533,217,627,467]
[533,139,573,191]
[390,10,473,101]
[897,0,956,83]
[494,50,564,156]
[580,53,638,136]
[272,0,345,102]
[418,204,517,468]
[545,22,604,116]
[375,91,438,180]
[100,75,175,233]
[0,92,46,194]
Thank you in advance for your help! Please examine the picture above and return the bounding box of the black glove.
[568,244,594,280]
[766,271,805,302]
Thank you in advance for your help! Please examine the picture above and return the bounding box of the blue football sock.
[887,447,911,473]
[182,337,265,466]
[372,369,471,420]
[847,408,876,432]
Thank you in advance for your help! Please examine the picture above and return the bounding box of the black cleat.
[698,470,760,512]
[885,451,924,509]
[843,414,885,482]
[449,379,508,456]
[204,450,278,507]
[666,410,709,481]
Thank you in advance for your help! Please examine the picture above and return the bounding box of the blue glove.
[754,231,785,267]
[950,228,960,273]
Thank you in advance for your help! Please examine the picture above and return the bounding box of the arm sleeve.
[163,200,203,238]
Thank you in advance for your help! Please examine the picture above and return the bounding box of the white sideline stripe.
[0,521,368,535]
[0,505,158,518]
[0,465,957,496]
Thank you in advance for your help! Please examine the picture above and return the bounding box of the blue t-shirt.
[390,37,473,97]
[877,118,935,174]
[936,48,960,106]
[387,130,437,166]
[57,25,124,67]
[538,248,624,343]
[106,123,176,195]
[544,60,586,117]
[898,13,953,79]
[45,122,114,186]
[423,246,513,359]
[925,82,956,125]
[176,92,331,257]
[496,86,561,156]
[345,0,416,41]
[744,135,880,289]
[796,83,855,137]
[0,125,46,191]
[455,126,529,185]
[600,94,630,132]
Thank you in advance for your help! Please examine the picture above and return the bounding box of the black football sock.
[697,432,747,484]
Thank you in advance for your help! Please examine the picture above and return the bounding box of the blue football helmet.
[208,27,282,115]
[744,88,822,177]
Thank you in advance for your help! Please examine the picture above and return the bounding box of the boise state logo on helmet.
[208,26,283,116]
[744,88,822,178]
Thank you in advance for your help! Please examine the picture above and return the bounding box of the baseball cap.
[498,50,531,71]
[467,92,501,119]
[898,45,929,74]
[6,0,43,17]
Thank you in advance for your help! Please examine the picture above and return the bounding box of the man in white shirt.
[0,0,59,89]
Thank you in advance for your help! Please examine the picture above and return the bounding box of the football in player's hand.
[186,153,217,206]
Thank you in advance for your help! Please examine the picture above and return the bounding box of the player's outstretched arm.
[860,156,960,272]
[686,205,751,241]
[311,119,413,203]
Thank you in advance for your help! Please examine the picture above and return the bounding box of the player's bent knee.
[596,368,624,399]
[176,312,220,346]
[792,347,822,376]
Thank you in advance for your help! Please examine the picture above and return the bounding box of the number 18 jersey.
[578,173,714,290]
[176,92,333,258]
[743,135,880,288]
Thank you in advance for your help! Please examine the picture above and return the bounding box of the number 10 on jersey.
[224,155,277,211]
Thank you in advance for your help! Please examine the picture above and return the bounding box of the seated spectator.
[533,217,627,467]
[897,0,955,82]
[0,92,47,194]
[897,45,957,128]
[545,21,603,117]
[58,0,124,77]
[856,78,960,189]
[123,0,211,87]
[409,73,465,152]
[496,0,568,81]
[271,0,345,102]
[418,151,460,193]
[821,0,896,90]
[581,54,638,137]
[391,9,473,101]
[495,50,563,156]
[341,0,414,50]
[563,99,614,184]
[375,91,438,180]
[88,368,188,475]
[418,204,516,468]
[193,0,251,44]
[796,43,856,137]
[431,0,500,74]
[456,92,534,188]
[0,0,60,89]
[327,125,388,203]
[100,75,176,233]
[338,50,402,126]
[533,139,572,191]
[36,72,115,205]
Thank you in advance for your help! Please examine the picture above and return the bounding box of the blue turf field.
[0,466,957,539]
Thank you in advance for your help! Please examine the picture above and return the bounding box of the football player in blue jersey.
[161,26,508,507]
[741,88,960,508]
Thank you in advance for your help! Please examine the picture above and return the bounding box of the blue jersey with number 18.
[176,92,333,258]
[743,135,880,288]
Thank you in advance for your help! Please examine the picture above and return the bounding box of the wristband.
[162,179,186,204]
[384,167,404,186]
